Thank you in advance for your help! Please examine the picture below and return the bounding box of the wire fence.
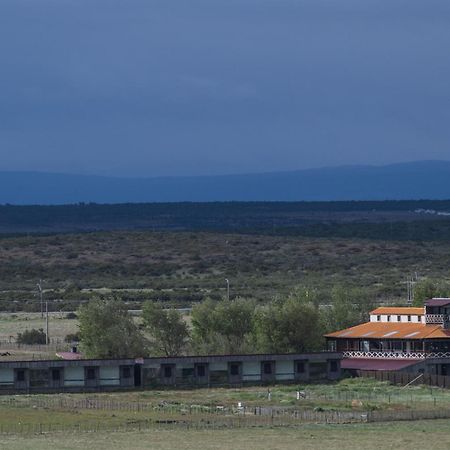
[1,406,450,436]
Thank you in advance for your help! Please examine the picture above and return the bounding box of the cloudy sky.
[1,0,450,177]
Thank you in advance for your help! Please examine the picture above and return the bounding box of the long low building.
[0,352,341,394]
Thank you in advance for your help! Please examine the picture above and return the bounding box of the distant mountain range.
[1,160,450,205]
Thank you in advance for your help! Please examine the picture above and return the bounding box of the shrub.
[17,328,46,345]
[64,333,80,343]
[65,312,78,320]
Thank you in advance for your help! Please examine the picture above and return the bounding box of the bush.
[17,328,46,345]
[64,332,80,343]
[65,312,78,320]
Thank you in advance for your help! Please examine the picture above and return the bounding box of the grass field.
[0,379,449,448]
[1,420,450,450]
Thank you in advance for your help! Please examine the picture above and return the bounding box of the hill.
[1,160,450,204]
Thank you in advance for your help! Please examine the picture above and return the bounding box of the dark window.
[87,368,96,380]
[164,366,172,378]
[297,362,305,373]
[377,315,381,322]
[397,315,401,322]
[196,365,206,377]
[52,369,60,381]
[263,362,272,375]
[387,315,391,322]
[123,367,131,378]
[408,315,411,322]
[330,361,338,372]
[230,364,239,376]
[17,370,25,382]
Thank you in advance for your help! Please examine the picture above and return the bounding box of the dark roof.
[425,298,450,307]
[341,358,421,371]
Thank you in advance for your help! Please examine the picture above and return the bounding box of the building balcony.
[425,314,448,324]
[343,350,450,359]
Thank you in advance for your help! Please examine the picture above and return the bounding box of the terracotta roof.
[370,307,424,315]
[325,321,449,340]
[342,358,421,371]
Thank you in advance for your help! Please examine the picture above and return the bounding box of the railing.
[425,314,448,324]
[343,351,450,359]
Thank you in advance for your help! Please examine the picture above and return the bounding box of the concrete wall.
[370,314,423,324]
[276,360,294,381]
[64,366,85,387]
[99,366,120,386]
[242,361,261,382]
[0,368,14,387]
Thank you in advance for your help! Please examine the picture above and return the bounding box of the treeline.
[77,287,373,358]
[1,200,450,236]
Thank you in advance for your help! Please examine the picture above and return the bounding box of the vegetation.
[78,298,146,358]
[253,289,325,353]
[191,298,256,354]
[16,328,47,345]
[1,379,450,449]
[142,302,189,356]
[413,279,450,306]
[3,228,450,312]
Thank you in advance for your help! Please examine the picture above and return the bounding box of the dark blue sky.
[1,0,450,177]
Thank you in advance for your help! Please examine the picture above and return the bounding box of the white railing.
[425,314,447,324]
[343,351,450,359]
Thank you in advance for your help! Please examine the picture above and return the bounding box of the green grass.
[0,379,449,448]
[1,420,450,450]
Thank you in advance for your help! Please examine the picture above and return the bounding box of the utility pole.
[37,280,49,345]
[225,278,230,301]
[406,273,419,306]
[37,279,43,319]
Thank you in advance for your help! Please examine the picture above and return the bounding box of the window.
[408,315,411,322]
[17,370,25,382]
[87,368,96,380]
[397,315,401,322]
[230,364,239,376]
[196,365,206,377]
[377,315,381,322]
[52,369,60,381]
[387,315,391,322]
[122,367,131,378]
[263,362,272,375]
[330,361,338,372]
[164,366,172,378]
[296,362,305,373]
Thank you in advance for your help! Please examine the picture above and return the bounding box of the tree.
[254,288,325,353]
[413,279,450,307]
[142,302,189,356]
[78,297,146,358]
[324,286,374,332]
[191,298,256,354]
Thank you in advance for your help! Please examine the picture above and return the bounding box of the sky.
[1,0,450,177]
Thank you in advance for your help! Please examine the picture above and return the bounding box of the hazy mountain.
[1,160,449,205]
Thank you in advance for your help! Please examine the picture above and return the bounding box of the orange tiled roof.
[370,307,424,316]
[324,321,450,340]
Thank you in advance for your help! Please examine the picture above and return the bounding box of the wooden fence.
[358,370,450,389]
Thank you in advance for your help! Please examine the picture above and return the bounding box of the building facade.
[0,352,341,394]
[325,298,450,375]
